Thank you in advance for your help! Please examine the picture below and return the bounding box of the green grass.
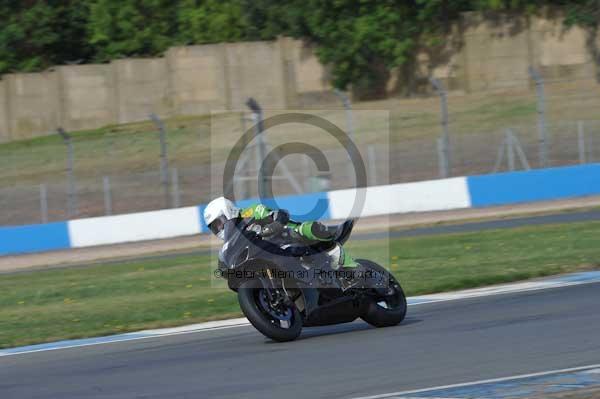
[2,221,599,349]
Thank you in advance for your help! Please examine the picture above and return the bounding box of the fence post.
[103,176,112,216]
[578,121,586,164]
[58,128,77,217]
[511,130,532,171]
[590,127,594,163]
[239,112,251,199]
[39,184,48,223]
[506,129,515,171]
[436,138,449,178]
[246,98,269,199]
[367,145,378,186]
[529,67,548,168]
[171,167,181,208]
[334,90,358,183]
[150,113,170,208]
[430,78,451,177]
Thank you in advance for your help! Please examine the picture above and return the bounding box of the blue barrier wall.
[0,222,71,256]
[468,163,600,207]
[3,164,600,257]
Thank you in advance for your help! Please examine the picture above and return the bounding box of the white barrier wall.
[327,177,472,219]
[68,207,201,248]
[6,164,600,256]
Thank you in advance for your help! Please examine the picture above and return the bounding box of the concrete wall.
[225,40,288,109]
[166,44,229,115]
[1,11,600,141]
[280,37,334,106]
[461,13,533,92]
[114,58,171,124]
[531,16,596,80]
[58,65,118,131]
[4,72,61,140]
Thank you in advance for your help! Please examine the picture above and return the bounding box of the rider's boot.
[335,248,366,291]
[335,248,388,293]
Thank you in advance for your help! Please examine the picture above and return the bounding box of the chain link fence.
[2,70,600,226]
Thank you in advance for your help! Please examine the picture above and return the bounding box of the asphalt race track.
[361,208,600,241]
[2,281,599,399]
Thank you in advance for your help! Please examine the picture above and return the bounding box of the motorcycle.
[217,218,407,342]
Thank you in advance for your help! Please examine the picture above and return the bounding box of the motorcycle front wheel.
[358,259,407,328]
[238,279,303,342]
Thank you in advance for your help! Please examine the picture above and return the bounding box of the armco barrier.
[1,163,599,256]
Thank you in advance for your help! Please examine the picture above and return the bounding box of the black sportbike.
[217,218,407,342]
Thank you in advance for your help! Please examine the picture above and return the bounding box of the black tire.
[358,260,407,328]
[238,280,303,342]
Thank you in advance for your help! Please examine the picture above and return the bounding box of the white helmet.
[204,197,240,239]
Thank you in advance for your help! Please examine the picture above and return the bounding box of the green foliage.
[284,1,417,92]
[1,1,599,90]
[177,0,251,44]
[0,1,91,74]
[88,0,179,61]
[563,1,600,27]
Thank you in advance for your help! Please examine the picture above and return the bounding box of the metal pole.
[436,137,448,178]
[67,138,76,217]
[334,90,358,183]
[39,184,48,223]
[246,98,269,199]
[171,167,181,208]
[367,145,378,186]
[510,130,532,171]
[492,137,506,174]
[430,78,450,177]
[150,113,170,208]
[578,121,586,164]
[58,128,77,217]
[103,176,112,216]
[506,129,515,171]
[239,112,250,199]
[590,127,594,163]
[529,67,548,168]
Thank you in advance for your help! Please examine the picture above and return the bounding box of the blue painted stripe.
[556,271,600,283]
[468,163,600,207]
[0,222,71,256]
[197,205,209,233]
[0,333,150,355]
[409,367,600,398]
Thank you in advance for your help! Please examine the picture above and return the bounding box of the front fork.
[259,269,296,308]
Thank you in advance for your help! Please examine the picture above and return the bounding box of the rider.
[203,197,361,281]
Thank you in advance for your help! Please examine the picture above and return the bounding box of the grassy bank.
[0,89,562,187]
[2,221,599,349]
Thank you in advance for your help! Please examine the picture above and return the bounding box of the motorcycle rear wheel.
[238,279,303,342]
[358,260,407,328]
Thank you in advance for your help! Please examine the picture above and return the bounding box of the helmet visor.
[209,215,227,237]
